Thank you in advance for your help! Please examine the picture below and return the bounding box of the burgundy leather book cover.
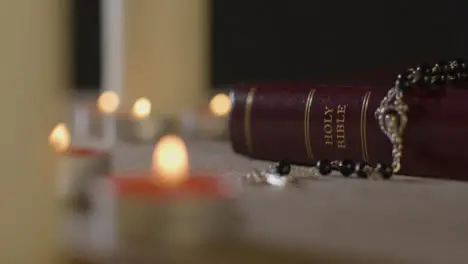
[229,83,468,181]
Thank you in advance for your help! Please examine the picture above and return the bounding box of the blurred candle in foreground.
[50,123,111,257]
[87,135,239,261]
[50,123,110,202]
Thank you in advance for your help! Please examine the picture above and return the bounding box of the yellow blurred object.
[152,134,189,185]
[49,123,70,153]
[132,97,152,119]
[97,91,120,114]
[209,93,232,117]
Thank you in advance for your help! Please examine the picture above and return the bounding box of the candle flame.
[132,97,152,119]
[152,134,189,185]
[49,123,70,153]
[209,93,231,117]
[97,91,120,114]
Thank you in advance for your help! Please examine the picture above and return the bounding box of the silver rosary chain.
[375,86,409,174]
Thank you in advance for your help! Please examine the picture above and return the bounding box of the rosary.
[244,59,468,187]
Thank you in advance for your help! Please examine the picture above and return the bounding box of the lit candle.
[50,123,111,258]
[117,97,164,143]
[86,135,239,261]
[132,97,152,119]
[50,123,110,203]
[88,91,121,146]
[181,92,232,140]
[209,93,232,117]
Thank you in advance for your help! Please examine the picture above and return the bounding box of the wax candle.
[87,91,120,147]
[84,134,239,261]
[50,123,111,259]
[49,123,110,203]
[116,97,166,143]
[181,92,232,140]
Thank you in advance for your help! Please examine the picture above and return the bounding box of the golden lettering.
[324,124,333,134]
[337,105,346,114]
[336,124,345,133]
[337,140,346,149]
[324,135,333,146]
[324,105,334,145]
[336,132,346,149]
[323,104,347,148]
[336,115,345,124]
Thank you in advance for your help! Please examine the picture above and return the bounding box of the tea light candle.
[117,97,165,143]
[181,93,231,140]
[51,123,111,259]
[88,91,120,146]
[86,135,239,260]
[49,123,110,203]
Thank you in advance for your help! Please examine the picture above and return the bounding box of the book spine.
[229,83,468,181]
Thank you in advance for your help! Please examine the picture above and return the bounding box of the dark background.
[73,0,468,90]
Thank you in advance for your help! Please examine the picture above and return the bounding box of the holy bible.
[229,83,468,181]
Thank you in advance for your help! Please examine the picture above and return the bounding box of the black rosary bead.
[276,161,291,176]
[395,71,411,91]
[395,79,410,91]
[355,162,370,179]
[316,159,332,175]
[431,74,446,85]
[455,59,468,82]
[339,159,355,177]
[434,60,449,73]
[414,64,432,87]
[431,61,447,85]
[455,58,466,69]
[447,60,460,82]
[376,163,393,179]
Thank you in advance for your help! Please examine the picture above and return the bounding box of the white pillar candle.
[0,1,69,263]
[101,0,125,146]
